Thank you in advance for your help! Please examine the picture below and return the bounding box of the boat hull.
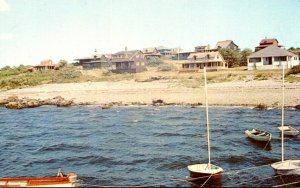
[187,164,223,181]
[278,126,299,136]
[271,160,300,175]
[188,171,222,180]
[245,129,272,142]
[0,174,79,187]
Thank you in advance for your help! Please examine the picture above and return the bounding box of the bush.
[146,56,163,67]
[286,64,300,76]
[158,63,176,72]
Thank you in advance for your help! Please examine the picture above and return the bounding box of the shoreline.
[0,79,300,109]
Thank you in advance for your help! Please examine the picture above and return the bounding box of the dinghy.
[278,126,299,136]
[271,62,300,175]
[245,128,272,142]
[0,169,79,187]
[187,67,223,181]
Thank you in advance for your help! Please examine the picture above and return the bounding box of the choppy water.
[0,106,299,187]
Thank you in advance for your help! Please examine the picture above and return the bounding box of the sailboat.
[187,67,223,180]
[271,62,300,175]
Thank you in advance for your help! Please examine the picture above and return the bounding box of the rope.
[78,163,300,187]
[263,137,271,150]
[273,180,300,188]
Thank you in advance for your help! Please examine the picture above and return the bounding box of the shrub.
[158,63,176,72]
[286,64,300,76]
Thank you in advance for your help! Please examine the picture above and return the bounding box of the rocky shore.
[0,80,300,110]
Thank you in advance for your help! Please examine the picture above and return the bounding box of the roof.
[110,58,134,63]
[248,45,296,58]
[142,47,157,53]
[113,50,140,56]
[35,59,55,67]
[259,38,279,45]
[215,40,237,49]
[187,51,221,59]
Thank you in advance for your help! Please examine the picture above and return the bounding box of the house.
[74,53,111,70]
[215,40,239,50]
[142,47,161,58]
[180,51,227,72]
[255,38,282,52]
[173,51,194,60]
[247,45,299,70]
[110,49,147,73]
[194,45,217,52]
[33,59,56,71]
[156,46,172,56]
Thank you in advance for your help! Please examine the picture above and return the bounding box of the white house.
[180,51,227,72]
[247,45,299,70]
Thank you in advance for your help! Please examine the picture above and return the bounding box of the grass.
[0,60,299,90]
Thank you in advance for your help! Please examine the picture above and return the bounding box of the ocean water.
[0,106,299,187]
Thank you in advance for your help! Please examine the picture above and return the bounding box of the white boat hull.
[271,160,300,175]
[278,126,299,136]
[187,163,223,180]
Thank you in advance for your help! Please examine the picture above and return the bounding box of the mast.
[204,67,211,168]
[281,61,285,162]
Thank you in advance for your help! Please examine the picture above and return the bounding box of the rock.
[7,96,19,102]
[255,103,268,110]
[295,104,300,110]
[152,99,164,106]
[26,99,42,108]
[0,99,9,106]
[101,103,112,109]
[56,99,73,107]
[5,101,22,109]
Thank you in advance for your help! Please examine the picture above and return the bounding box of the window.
[249,58,261,63]
[274,56,286,61]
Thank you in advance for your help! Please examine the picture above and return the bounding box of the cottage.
[142,47,161,58]
[215,40,239,50]
[255,38,282,52]
[180,51,227,72]
[157,46,172,56]
[194,45,216,52]
[74,52,112,70]
[34,59,56,71]
[110,50,147,73]
[247,45,299,70]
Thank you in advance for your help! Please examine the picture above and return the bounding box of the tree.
[240,48,253,66]
[219,48,241,68]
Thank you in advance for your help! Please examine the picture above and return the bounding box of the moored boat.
[271,61,300,175]
[187,164,223,180]
[271,160,300,175]
[187,67,223,181]
[0,169,79,187]
[278,126,299,136]
[245,128,272,142]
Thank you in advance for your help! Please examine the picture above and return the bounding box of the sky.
[0,0,300,67]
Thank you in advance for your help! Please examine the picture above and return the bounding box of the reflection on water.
[0,106,299,187]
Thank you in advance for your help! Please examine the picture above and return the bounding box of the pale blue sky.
[0,0,300,67]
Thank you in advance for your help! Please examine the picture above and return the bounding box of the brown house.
[142,47,161,58]
[255,38,282,52]
[75,54,110,70]
[215,40,239,50]
[110,50,147,73]
[34,59,56,71]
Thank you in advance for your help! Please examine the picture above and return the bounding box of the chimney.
[125,46,128,58]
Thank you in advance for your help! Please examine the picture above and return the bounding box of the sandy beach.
[0,79,299,107]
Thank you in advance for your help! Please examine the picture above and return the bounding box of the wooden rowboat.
[0,169,79,187]
[245,128,272,142]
